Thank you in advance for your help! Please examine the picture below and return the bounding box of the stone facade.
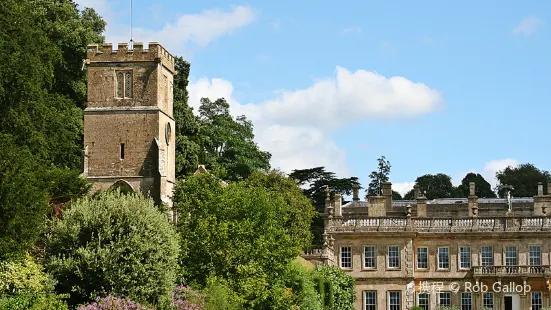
[83,42,176,209]
[303,182,551,310]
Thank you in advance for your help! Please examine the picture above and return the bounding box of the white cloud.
[392,182,415,197]
[74,1,256,55]
[513,16,542,36]
[188,67,443,177]
[482,158,519,188]
[341,26,362,35]
[449,159,519,191]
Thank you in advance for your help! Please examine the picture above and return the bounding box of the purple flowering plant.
[170,285,205,310]
[77,296,153,310]
[78,286,205,310]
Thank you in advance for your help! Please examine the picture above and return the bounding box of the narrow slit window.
[120,143,125,160]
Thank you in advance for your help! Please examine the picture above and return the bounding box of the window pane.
[461,293,472,310]
[417,248,428,269]
[388,247,400,268]
[340,247,352,269]
[460,247,471,269]
[364,246,376,269]
[483,292,494,309]
[418,293,429,310]
[389,291,400,310]
[439,292,451,306]
[116,71,124,98]
[438,248,449,269]
[125,71,133,98]
[530,246,542,265]
[481,247,493,266]
[532,292,542,310]
[364,291,376,310]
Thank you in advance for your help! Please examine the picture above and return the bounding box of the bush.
[77,296,153,310]
[312,265,356,310]
[412,307,424,310]
[436,307,459,310]
[45,192,180,306]
[203,277,242,310]
[0,293,68,310]
[0,254,55,295]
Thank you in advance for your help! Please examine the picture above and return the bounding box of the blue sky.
[77,0,551,195]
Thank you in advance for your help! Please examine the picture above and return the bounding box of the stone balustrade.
[330,216,551,232]
[472,265,551,278]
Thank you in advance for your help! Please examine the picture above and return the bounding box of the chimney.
[414,185,420,199]
[381,182,392,211]
[352,185,360,201]
[469,182,476,197]
[534,182,551,216]
[381,182,392,196]
[334,193,342,217]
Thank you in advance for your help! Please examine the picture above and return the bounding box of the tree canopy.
[197,97,271,181]
[0,135,49,259]
[173,171,315,307]
[172,60,271,181]
[367,156,391,196]
[496,163,551,197]
[289,167,360,244]
[0,0,105,170]
[456,172,496,198]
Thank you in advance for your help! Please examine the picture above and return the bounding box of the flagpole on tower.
[130,0,134,49]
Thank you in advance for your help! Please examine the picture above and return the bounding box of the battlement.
[86,42,175,73]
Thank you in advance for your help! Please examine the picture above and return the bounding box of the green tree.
[45,192,179,307]
[173,172,312,307]
[242,171,316,249]
[456,173,496,198]
[289,167,360,245]
[198,97,271,181]
[367,156,391,196]
[392,190,403,200]
[0,135,49,259]
[0,0,105,169]
[267,261,322,310]
[312,265,356,310]
[173,57,202,178]
[495,163,551,197]
[412,173,455,200]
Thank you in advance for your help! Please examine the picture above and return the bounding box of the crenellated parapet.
[86,42,175,73]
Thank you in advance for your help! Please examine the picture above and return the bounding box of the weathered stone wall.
[84,42,176,206]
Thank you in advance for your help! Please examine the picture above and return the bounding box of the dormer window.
[116,70,133,98]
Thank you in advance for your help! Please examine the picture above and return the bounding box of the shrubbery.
[45,192,180,307]
[312,265,356,310]
[0,293,69,310]
[0,254,55,295]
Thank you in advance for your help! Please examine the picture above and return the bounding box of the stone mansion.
[302,182,551,310]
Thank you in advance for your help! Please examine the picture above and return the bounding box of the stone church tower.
[83,42,176,208]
